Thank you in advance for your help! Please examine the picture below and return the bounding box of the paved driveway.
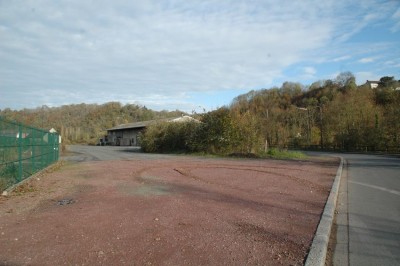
[63,145,176,162]
[317,153,400,266]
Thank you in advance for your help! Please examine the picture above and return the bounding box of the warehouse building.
[105,116,198,146]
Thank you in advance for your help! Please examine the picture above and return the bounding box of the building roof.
[107,116,199,131]
[107,120,157,131]
[170,115,200,123]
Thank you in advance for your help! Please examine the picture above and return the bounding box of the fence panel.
[0,117,59,191]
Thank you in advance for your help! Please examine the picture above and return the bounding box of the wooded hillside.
[141,73,400,154]
[0,102,185,145]
[1,73,399,153]
[228,74,400,152]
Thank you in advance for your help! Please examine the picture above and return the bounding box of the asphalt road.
[331,153,400,266]
[62,145,176,162]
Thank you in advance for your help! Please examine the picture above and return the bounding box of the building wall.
[107,128,144,146]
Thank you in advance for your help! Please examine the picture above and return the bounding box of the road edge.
[305,156,344,266]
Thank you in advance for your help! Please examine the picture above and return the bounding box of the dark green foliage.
[140,121,199,153]
[141,108,239,155]
[189,108,237,154]
[379,76,397,88]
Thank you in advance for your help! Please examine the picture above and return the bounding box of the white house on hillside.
[366,80,380,89]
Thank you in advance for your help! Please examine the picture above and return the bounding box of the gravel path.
[0,146,339,265]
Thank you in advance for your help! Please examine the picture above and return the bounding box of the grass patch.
[261,148,307,160]
[0,163,18,191]
[188,150,307,160]
[151,149,307,160]
[184,151,223,158]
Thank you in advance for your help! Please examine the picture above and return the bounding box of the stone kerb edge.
[305,156,344,266]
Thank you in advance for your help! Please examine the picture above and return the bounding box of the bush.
[188,108,237,154]
[140,108,266,156]
[140,121,200,153]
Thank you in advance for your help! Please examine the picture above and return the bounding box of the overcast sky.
[1,0,399,112]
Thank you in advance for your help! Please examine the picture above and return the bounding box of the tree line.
[1,73,399,154]
[140,73,400,154]
[0,102,184,145]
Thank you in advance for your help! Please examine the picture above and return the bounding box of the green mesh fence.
[0,117,59,191]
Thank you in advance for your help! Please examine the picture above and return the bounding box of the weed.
[0,163,18,191]
[261,148,307,160]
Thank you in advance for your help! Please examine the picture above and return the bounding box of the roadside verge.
[305,157,344,266]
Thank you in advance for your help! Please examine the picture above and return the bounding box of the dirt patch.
[0,156,338,265]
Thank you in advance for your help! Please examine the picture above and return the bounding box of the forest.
[1,72,399,154]
[0,102,185,146]
[223,73,400,153]
[140,73,400,154]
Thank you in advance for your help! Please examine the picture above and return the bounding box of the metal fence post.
[32,128,36,173]
[18,124,23,182]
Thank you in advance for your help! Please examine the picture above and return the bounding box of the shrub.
[140,108,266,155]
[188,108,237,154]
[140,121,200,153]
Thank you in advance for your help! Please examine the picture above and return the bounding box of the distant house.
[49,128,62,144]
[365,79,400,90]
[106,116,198,146]
[366,80,380,89]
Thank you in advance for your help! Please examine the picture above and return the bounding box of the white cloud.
[391,8,400,32]
[384,59,400,67]
[303,67,317,76]
[332,55,351,62]
[0,0,399,111]
[358,57,375,63]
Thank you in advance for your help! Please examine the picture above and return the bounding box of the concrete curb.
[305,157,344,266]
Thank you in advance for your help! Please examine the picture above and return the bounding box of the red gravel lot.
[0,156,338,265]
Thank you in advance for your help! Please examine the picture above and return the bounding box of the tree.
[190,108,237,154]
[335,71,355,87]
[334,72,357,93]
[379,76,396,88]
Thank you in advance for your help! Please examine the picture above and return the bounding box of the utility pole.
[296,106,323,149]
[319,106,323,150]
[296,107,311,148]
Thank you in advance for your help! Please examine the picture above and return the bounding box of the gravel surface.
[0,146,339,265]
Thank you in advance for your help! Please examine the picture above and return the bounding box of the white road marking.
[349,180,400,196]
